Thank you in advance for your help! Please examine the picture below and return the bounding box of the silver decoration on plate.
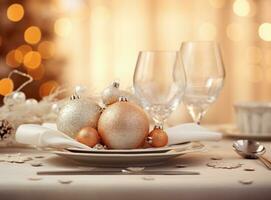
[57,98,101,136]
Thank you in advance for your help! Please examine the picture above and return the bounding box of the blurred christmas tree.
[0,0,66,103]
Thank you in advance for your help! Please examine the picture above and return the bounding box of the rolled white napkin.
[16,124,91,149]
[16,123,222,150]
[166,123,222,145]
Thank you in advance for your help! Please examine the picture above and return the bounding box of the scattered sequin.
[206,161,242,169]
[239,179,253,185]
[34,155,45,159]
[0,154,33,163]
[175,164,187,168]
[30,162,43,167]
[210,156,223,160]
[28,177,42,181]
[244,167,255,171]
[142,176,155,181]
[58,179,73,184]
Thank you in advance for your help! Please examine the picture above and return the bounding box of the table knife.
[37,169,200,175]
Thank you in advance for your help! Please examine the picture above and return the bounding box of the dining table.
[0,131,271,200]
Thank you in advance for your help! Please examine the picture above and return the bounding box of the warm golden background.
[0,0,271,125]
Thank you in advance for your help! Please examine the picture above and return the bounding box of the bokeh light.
[38,41,56,59]
[27,64,45,80]
[233,0,250,17]
[24,26,42,44]
[246,46,263,64]
[198,23,217,40]
[0,78,14,96]
[258,23,271,42]
[226,23,243,42]
[209,0,226,9]
[17,44,32,56]
[6,50,23,68]
[0,36,2,46]
[39,80,58,97]
[90,6,111,27]
[6,3,24,22]
[54,18,72,37]
[23,51,42,69]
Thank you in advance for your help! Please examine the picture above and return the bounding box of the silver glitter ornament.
[57,97,101,137]
[98,97,149,149]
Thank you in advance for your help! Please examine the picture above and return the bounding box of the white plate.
[66,142,190,154]
[54,142,204,167]
[224,128,271,140]
[205,124,271,140]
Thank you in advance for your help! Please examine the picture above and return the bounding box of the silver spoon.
[233,140,271,170]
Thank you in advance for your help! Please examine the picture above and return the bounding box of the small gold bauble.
[57,98,101,137]
[147,125,168,147]
[76,127,100,147]
[98,98,149,149]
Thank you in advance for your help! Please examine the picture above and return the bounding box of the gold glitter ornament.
[98,97,149,149]
[57,96,101,137]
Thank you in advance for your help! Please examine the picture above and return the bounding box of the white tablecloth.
[0,139,271,200]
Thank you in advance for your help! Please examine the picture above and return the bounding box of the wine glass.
[133,51,186,127]
[180,41,225,124]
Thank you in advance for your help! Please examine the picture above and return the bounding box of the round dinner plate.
[66,142,190,154]
[205,124,271,140]
[54,142,204,167]
[223,128,271,140]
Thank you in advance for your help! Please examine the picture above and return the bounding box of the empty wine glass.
[180,41,225,124]
[133,51,186,127]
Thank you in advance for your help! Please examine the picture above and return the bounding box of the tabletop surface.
[0,139,271,200]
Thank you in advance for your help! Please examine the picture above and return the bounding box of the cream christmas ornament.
[101,81,121,105]
[101,82,142,106]
[57,96,102,137]
[98,97,149,149]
